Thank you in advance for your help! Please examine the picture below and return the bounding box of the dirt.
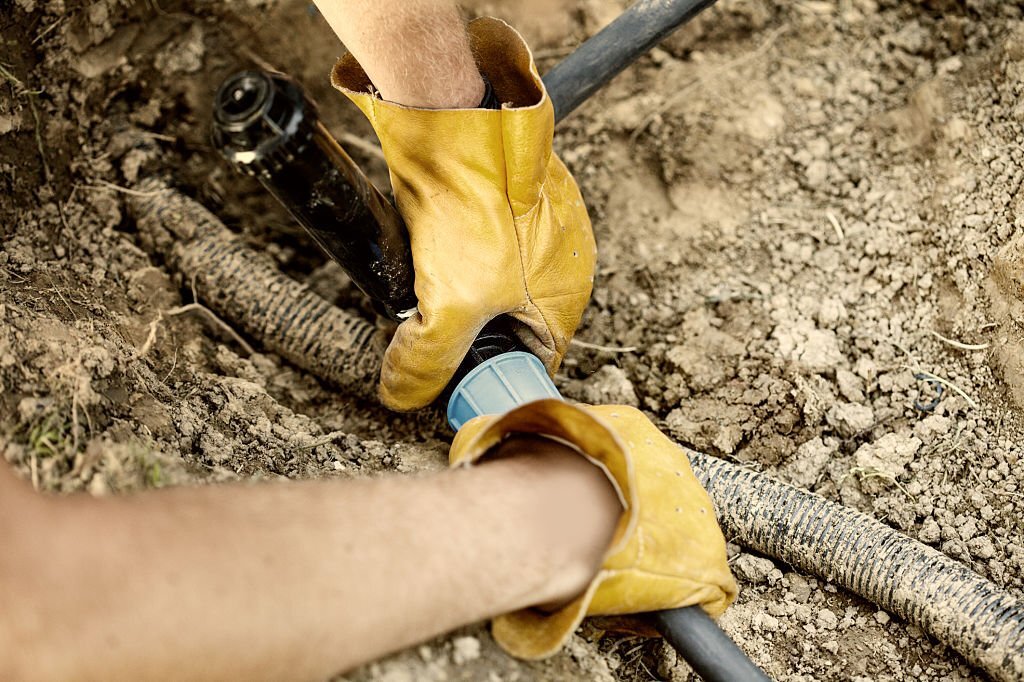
[3,0,1024,679]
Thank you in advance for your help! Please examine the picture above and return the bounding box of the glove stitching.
[600,566,719,583]
[366,93,379,128]
[502,123,557,359]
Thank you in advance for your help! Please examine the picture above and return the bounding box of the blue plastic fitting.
[446,351,562,431]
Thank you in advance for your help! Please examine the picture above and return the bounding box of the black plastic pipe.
[544,0,719,122]
[654,607,772,682]
[548,2,769,674]
[212,71,417,322]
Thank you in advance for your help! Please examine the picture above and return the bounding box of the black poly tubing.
[654,607,772,682]
[543,0,719,122]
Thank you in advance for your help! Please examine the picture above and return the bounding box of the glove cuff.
[332,17,545,112]
[449,399,639,659]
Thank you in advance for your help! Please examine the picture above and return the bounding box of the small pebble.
[732,554,777,584]
[451,636,481,665]
[817,609,839,630]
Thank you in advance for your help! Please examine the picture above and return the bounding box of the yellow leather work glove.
[450,399,738,659]
[331,18,595,411]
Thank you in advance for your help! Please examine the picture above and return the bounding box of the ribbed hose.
[128,181,384,398]
[688,450,1024,682]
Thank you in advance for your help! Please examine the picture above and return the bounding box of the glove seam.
[365,91,380,128]
[500,115,557,360]
[603,565,725,583]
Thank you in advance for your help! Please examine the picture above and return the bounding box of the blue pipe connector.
[446,351,561,430]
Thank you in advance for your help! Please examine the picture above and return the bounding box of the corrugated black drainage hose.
[692,451,1024,682]
[128,182,384,399]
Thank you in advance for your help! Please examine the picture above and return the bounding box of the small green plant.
[27,414,73,459]
[130,446,166,489]
[145,459,163,488]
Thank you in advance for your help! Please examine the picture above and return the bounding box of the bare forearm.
[313,0,484,108]
[0,439,618,681]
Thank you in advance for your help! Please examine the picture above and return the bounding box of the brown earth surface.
[3,0,1024,679]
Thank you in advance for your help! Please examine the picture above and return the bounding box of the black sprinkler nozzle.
[212,70,418,321]
[212,70,529,389]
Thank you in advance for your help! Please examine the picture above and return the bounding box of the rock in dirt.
[753,612,781,633]
[918,517,941,545]
[853,432,922,493]
[835,368,865,402]
[826,402,874,437]
[773,319,844,374]
[913,414,952,442]
[967,536,997,560]
[665,399,754,454]
[792,374,836,427]
[73,24,139,78]
[732,554,777,585]
[785,573,814,603]
[886,21,930,56]
[817,609,839,630]
[804,159,830,189]
[154,24,205,74]
[664,328,744,393]
[563,364,639,407]
[450,636,481,665]
[781,436,838,489]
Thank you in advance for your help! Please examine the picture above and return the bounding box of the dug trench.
[3,0,1024,680]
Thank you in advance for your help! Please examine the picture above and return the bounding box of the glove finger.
[379,306,483,412]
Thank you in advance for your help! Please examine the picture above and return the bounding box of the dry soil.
[3,0,1024,680]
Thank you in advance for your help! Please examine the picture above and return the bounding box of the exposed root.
[82,178,168,198]
[29,98,51,182]
[825,211,845,241]
[928,329,990,351]
[842,465,916,501]
[139,303,256,358]
[907,368,979,410]
[570,338,638,353]
[297,429,349,450]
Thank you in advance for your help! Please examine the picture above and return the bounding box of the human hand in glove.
[332,17,595,411]
[450,399,739,659]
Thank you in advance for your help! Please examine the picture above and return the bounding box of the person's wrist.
[450,72,486,108]
[377,67,483,109]
[489,436,622,608]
